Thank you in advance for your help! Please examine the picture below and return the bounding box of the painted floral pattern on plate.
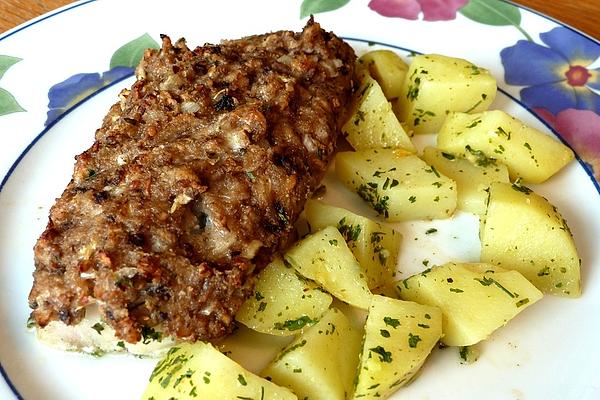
[45,34,158,127]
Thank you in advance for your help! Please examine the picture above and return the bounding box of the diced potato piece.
[262,308,362,400]
[304,199,402,288]
[342,75,415,151]
[481,182,581,297]
[284,226,373,309]
[397,262,543,346]
[421,146,509,216]
[236,258,332,336]
[393,54,496,134]
[142,342,297,400]
[357,50,408,99]
[335,149,457,221]
[437,110,575,183]
[353,295,442,399]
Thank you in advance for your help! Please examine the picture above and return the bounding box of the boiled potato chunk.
[262,308,362,400]
[393,54,496,134]
[397,262,543,346]
[142,342,297,400]
[336,149,457,221]
[357,50,408,99]
[353,295,442,399]
[342,75,415,151]
[481,182,581,297]
[437,110,574,183]
[236,258,332,336]
[284,226,373,309]
[421,146,509,216]
[304,199,402,288]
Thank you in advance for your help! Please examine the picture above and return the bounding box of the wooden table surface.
[0,0,598,39]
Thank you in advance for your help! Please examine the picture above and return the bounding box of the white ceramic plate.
[1,1,599,399]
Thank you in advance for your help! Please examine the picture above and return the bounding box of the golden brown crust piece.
[29,20,355,343]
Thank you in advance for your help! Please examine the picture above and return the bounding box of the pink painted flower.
[535,107,600,180]
[369,0,468,21]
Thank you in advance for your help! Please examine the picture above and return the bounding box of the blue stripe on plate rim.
[1,1,599,398]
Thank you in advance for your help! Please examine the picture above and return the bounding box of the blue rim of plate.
[1,1,599,399]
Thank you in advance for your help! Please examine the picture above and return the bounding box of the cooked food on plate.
[28,19,355,352]
[24,17,583,400]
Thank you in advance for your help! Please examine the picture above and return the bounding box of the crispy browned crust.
[29,20,355,343]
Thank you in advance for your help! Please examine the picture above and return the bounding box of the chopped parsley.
[91,348,105,358]
[474,276,515,298]
[537,267,550,277]
[274,316,316,331]
[141,326,162,344]
[465,99,483,113]
[382,177,399,190]
[412,108,435,126]
[465,145,496,167]
[273,340,307,363]
[442,152,456,160]
[495,126,511,139]
[370,231,389,266]
[425,165,441,177]
[369,346,393,363]
[357,183,390,218]
[459,346,479,364]
[338,217,362,242]
[516,298,530,307]
[408,333,422,348]
[466,119,482,128]
[407,80,420,101]
[511,179,533,194]
[468,65,481,75]
[173,369,194,388]
[353,110,366,126]
[384,316,401,328]
[91,322,104,335]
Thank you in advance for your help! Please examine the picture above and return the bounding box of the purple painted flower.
[45,66,133,126]
[501,27,600,115]
[368,0,468,21]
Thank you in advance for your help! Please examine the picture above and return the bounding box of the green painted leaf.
[0,55,22,80]
[110,33,159,69]
[300,0,351,19]
[0,87,25,116]
[459,0,521,26]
